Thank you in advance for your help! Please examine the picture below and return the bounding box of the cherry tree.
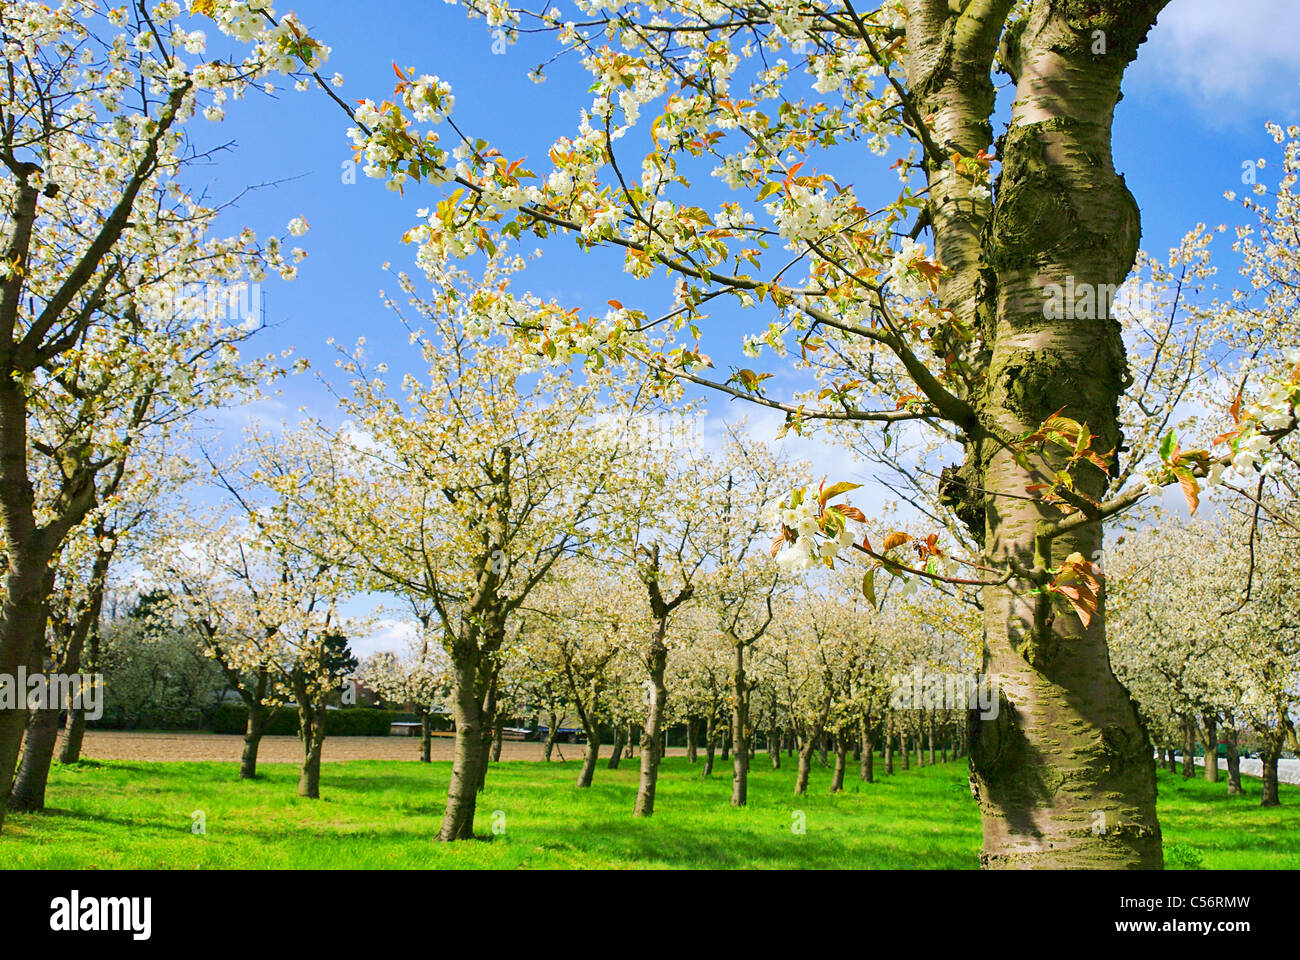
[275,0,1203,867]
[151,433,358,798]
[278,277,656,840]
[0,1,326,829]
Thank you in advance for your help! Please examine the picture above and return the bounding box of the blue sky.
[180,1,1300,654]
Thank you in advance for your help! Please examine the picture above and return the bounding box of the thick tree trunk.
[633,637,668,817]
[240,702,268,780]
[0,560,55,832]
[686,715,698,763]
[1182,722,1197,779]
[939,0,1170,868]
[9,705,60,812]
[297,701,326,799]
[439,659,487,841]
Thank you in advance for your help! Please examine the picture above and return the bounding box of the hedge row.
[212,704,451,737]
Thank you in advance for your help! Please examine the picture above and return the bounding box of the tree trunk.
[830,733,847,793]
[58,704,87,765]
[1260,747,1281,808]
[1182,722,1196,779]
[543,719,559,762]
[1202,714,1218,783]
[905,0,1171,868]
[703,712,717,777]
[607,724,625,769]
[884,712,894,774]
[731,642,750,807]
[0,548,58,833]
[1224,724,1242,796]
[577,723,601,788]
[476,672,500,791]
[240,702,268,780]
[439,659,487,841]
[297,700,326,799]
[859,716,874,783]
[633,637,668,817]
[9,705,60,812]
[795,744,813,795]
[491,717,505,763]
[420,709,432,764]
[686,715,698,763]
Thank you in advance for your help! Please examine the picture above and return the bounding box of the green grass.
[2,754,1297,868]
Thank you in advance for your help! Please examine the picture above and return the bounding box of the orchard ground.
[1,735,1297,869]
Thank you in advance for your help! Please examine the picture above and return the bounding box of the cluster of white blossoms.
[764,182,858,249]
[762,490,859,574]
[1221,351,1300,481]
[885,237,936,301]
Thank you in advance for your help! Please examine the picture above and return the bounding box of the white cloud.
[349,616,418,659]
[1131,0,1300,124]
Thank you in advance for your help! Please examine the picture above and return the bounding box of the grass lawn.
[1,753,1297,869]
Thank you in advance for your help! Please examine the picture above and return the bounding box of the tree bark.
[1182,721,1196,779]
[1202,714,1219,783]
[1223,723,1242,796]
[884,712,894,774]
[1260,747,1281,807]
[859,716,874,783]
[9,704,59,812]
[686,715,698,763]
[296,700,326,799]
[633,634,668,817]
[240,700,268,780]
[731,642,750,806]
[577,724,601,788]
[702,711,717,777]
[58,704,87,765]
[607,724,625,769]
[902,0,1171,868]
[830,733,847,793]
[420,709,432,764]
[439,657,487,841]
